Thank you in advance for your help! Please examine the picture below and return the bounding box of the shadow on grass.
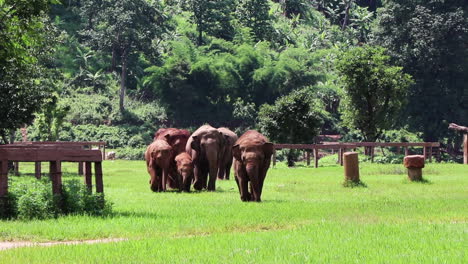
[342,180,368,188]
[402,178,433,184]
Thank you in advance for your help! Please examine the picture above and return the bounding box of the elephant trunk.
[246,163,261,202]
[206,149,219,191]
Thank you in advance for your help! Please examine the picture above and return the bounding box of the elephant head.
[232,142,274,177]
[189,125,228,191]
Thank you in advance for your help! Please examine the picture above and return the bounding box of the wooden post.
[102,144,106,161]
[14,162,19,176]
[396,146,400,155]
[428,147,433,162]
[0,160,8,197]
[306,151,310,166]
[272,150,276,167]
[95,162,104,193]
[337,148,342,164]
[436,147,441,162]
[314,148,319,168]
[49,161,62,195]
[343,152,360,182]
[84,161,92,191]
[370,147,375,163]
[464,134,468,165]
[404,146,409,156]
[423,147,427,160]
[78,162,84,175]
[340,148,345,166]
[35,162,41,179]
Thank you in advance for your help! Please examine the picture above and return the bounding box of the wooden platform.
[0,142,105,198]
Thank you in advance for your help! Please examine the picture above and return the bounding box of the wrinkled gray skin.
[217,127,238,180]
[232,130,274,202]
[186,125,227,191]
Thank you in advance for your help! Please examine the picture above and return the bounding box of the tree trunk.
[342,0,351,30]
[119,50,128,113]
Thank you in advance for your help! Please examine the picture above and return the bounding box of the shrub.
[115,147,146,160]
[0,177,112,220]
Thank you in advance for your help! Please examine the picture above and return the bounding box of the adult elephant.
[154,128,190,189]
[232,130,274,202]
[186,125,228,191]
[145,139,173,192]
[217,127,237,180]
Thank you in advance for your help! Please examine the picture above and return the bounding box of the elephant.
[217,127,238,180]
[232,130,274,202]
[186,124,228,191]
[145,139,173,192]
[154,128,191,189]
[175,152,194,192]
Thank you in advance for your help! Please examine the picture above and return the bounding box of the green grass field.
[0,160,467,263]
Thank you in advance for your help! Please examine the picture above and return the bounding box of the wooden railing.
[0,142,106,198]
[273,142,440,168]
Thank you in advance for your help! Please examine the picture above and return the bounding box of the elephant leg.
[193,164,203,191]
[236,164,250,201]
[225,159,233,180]
[249,173,261,202]
[162,168,168,192]
[149,166,158,192]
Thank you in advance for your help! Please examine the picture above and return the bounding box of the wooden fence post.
[464,134,468,165]
[370,147,375,163]
[314,148,319,168]
[272,150,276,167]
[428,147,433,162]
[423,147,427,160]
[84,162,93,191]
[14,162,19,176]
[0,160,8,197]
[306,151,310,166]
[35,162,41,179]
[50,161,62,195]
[404,147,409,156]
[95,162,103,193]
[78,162,84,175]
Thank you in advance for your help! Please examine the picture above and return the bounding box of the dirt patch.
[0,238,127,251]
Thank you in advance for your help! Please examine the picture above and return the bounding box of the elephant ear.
[263,142,274,158]
[190,136,201,151]
[164,133,171,142]
[232,144,242,161]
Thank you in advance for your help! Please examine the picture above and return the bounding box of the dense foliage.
[2,0,467,155]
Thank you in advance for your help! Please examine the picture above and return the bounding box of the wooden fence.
[273,142,440,168]
[0,142,105,198]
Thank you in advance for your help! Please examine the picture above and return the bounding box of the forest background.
[1,0,466,161]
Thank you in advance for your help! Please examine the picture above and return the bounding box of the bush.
[115,147,146,160]
[0,177,112,220]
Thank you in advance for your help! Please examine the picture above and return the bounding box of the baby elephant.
[232,130,274,202]
[145,139,173,192]
[175,153,194,192]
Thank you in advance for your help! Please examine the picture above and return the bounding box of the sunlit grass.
[0,160,466,263]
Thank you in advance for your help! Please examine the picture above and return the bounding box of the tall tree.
[236,0,273,41]
[0,0,56,143]
[372,0,468,141]
[257,88,327,166]
[80,0,167,112]
[190,0,236,45]
[336,46,413,142]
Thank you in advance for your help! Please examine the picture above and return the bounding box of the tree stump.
[343,152,360,182]
[404,155,425,181]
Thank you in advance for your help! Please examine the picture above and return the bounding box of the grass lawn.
[0,159,467,263]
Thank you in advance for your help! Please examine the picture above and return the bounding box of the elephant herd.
[144,125,274,202]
